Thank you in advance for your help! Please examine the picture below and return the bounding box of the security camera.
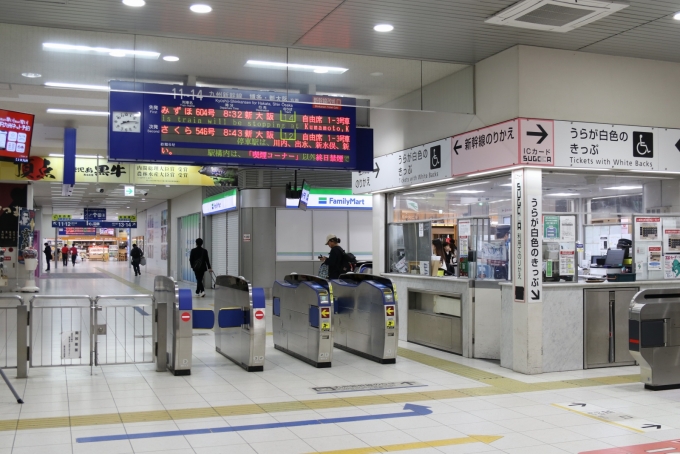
[141,190,149,196]
[95,187,104,193]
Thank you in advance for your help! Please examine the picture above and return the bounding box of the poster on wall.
[559,248,575,276]
[17,208,35,264]
[635,217,661,241]
[649,246,662,271]
[560,216,576,242]
[0,184,26,247]
[664,254,680,279]
[543,216,559,240]
[663,228,680,254]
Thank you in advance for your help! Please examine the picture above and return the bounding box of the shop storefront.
[45,227,129,263]
[358,118,680,374]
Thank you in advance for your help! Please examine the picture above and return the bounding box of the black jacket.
[130,246,143,263]
[190,247,211,272]
[44,246,52,260]
[326,245,345,279]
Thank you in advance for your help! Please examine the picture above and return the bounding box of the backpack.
[342,252,358,272]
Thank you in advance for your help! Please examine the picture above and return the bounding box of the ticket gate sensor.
[273,274,333,368]
[153,276,194,376]
[629,288,680,390]
[214,275,266,372]
[331,274,398,364]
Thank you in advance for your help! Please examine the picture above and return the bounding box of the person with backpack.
[320,234,356,279]
[189,238,211,297]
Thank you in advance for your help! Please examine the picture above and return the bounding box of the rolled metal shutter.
[211,213,227,276]
[227,211,239,276]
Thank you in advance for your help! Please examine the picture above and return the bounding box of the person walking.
[319,234,345,279]
[70,244,78,266]
[61,244,69,266]
[189,238,211,297]
[130,243,143,276]
[43,242,52,271]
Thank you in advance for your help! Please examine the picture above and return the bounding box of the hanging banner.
[18,208,35,264]
[0,157,234,186]
[0,184,26,248]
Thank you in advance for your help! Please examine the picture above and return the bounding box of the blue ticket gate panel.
[331,274,398,364]
[153,276,193,376]
[214,275,266,372]
[273,274,333,368]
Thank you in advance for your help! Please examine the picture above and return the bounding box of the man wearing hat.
[319,234,345,279]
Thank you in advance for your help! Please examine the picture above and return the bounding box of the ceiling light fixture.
[109,50,127,57]
[466,169,510,178]
[370,72,384,77]
[45,82,110,91]
[604,185,643,190]
[47,108,109,116]
[448,181,488,189]
[450,190,485,194]
[548,193,580,197]
[674,12,680,20]
[21,72,41,78]
[122,0,145,6]
[374,24,394,32]
[403,189,437,195]
[190,4,212,13]
[245,60,348,74]
[163,56,180,62]
[42,43,160,59]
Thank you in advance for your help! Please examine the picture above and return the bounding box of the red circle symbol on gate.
[255,310,265,320]
[181,312,191,322]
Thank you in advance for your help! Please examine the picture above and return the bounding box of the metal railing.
[0,295,27,379]
[92,295,155,367]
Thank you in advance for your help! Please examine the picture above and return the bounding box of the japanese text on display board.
[109,82,358,169]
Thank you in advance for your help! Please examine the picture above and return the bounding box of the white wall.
[144,202,167,276]
[169,188,203,279]
[475,46,520,126]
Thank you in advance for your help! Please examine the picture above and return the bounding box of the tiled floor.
[0,261,678,453]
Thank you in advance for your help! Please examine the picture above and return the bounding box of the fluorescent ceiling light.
[190,4,212,13]
[547,193,580,197]
[45,82,110,91]
[499,183,513,187]
[675,12,680,20]
[245,60,348,75]
[466,169,510,178]
[370,72,383,77]
[448,181,488,189]
[163,56,180,62]
[21,72,41,78]
[122,0,145,6]
[49,154,102,158]
[592,194,642,200]
[450,190,485,194]
[42,42,160,59]
[604,185,643,190]
[47,108,109,116]
[109,50,127,57]
[374,24,394,32]
[403,189,437,195]
[408,181,437,188]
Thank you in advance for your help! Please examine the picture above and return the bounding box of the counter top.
[498,279,677,288]
[382,273,470,282]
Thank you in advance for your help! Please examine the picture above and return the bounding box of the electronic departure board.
[108,82,369,169]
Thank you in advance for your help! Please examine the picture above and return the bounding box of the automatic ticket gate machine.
[214,275,267,372]
[630,288,680,390]
[272,274,333,368]
[331,274,398,364]
[153,276,194,376]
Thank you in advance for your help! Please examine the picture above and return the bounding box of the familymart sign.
[286,188,372,210]
[202,189,238,215]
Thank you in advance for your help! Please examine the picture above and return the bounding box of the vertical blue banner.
[63,128,76,186]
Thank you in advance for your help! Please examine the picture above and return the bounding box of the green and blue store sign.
[286,188,372,210]
[202,189,238,215]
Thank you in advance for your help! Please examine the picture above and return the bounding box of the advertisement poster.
[559,249,575,276]
[560,216,576,242]
[635,217,661,241]
[665,254,680,279]
[663,228,680,254]
[648,246,662,271]
[458,220,471,237]
[544,216,559,240]
[17,208,35,264]
[0,184,26,248]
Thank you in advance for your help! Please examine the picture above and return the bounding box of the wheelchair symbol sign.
[633,131,654,158]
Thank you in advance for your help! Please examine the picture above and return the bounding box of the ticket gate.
[630,288,680,390]
[330,274,398,364]
[214,275,267,372]
[272,274,333,367]
[153,276,193,376]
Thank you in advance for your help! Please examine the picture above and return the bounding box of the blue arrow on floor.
[76,403,432,443]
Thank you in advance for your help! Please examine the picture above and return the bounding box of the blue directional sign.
[77,403,431,443]
[52,220,137,228]
[84,208,106,221]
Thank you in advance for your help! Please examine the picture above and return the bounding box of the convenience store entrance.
[47,227,130,266]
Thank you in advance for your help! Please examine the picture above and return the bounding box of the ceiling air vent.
[485,0,628,32]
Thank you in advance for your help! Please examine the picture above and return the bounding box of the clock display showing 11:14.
[112,112,141,133]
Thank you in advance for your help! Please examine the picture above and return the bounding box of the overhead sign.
[352,138,452,194]
[109,81,364,170]
[202,189,238,215]
[52,220,137,228]
[452,118,553,177]
[84,208,106,221]
[554,121,657,170]
[52,214,71,221]
[124,185,135,197]
[118,215,137,222]
[286,188,372,209]
[58,227,97,236]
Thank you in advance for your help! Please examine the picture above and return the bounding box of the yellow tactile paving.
[307,435,504,453]
[0,348,640,432]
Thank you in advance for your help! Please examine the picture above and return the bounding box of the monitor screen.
[591,255,604,265]
[605,249,625,267]
[298,180,311,211]
[0,109,34,163]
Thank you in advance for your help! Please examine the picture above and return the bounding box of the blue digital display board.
[52,220,137,228]
[108,82,367,169]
